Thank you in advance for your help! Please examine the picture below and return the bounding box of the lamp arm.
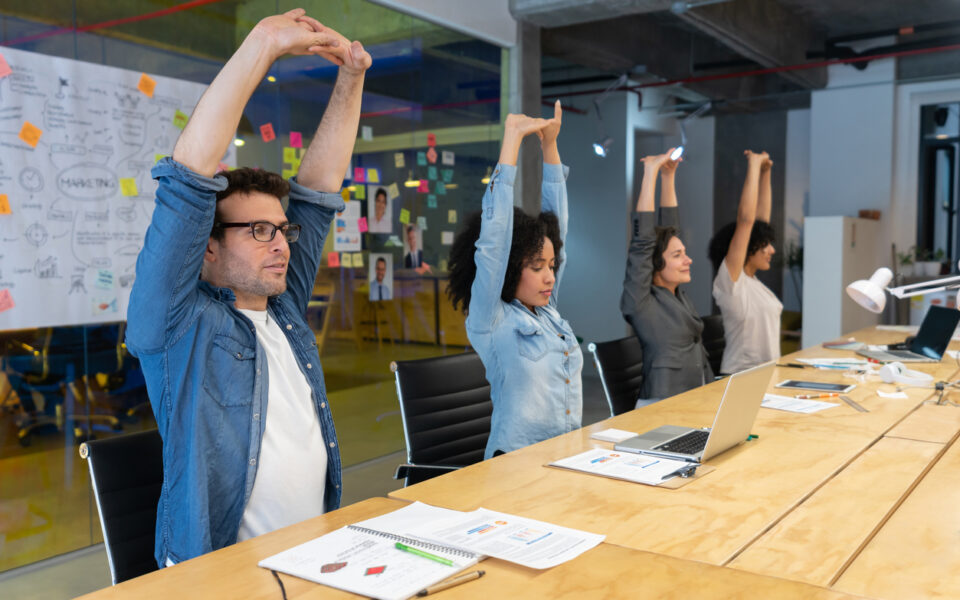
[887,275,960,298]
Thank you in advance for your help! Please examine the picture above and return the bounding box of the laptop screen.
[910,305,960,359]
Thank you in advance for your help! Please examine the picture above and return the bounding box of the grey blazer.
[620,206,713,400]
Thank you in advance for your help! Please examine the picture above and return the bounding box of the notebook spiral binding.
[346,525,477,559]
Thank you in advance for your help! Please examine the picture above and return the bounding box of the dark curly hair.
[210,167,290,240]
[708,220,776,272]
[652,226,680,274]
[447,208,563,313]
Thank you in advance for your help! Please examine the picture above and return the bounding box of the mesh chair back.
[588,336,644,416]
[701,314,726,376]
[392,351,492,469]
[80,429,162,584]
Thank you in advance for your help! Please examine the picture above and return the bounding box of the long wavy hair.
[447,208,563,314]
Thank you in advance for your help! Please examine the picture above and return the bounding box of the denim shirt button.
[249,458,256,465]
[286,324,293,330]
[307,363,312,369]
[235,352,242,359]
[328,442,336,448]
[253,413,260,421]
[565,378,570,384]
[320,402,326,409]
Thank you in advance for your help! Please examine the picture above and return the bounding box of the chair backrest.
[701,314,726,376]
[587,335,644,417]
[391,351,492,468]
[80,429,163,584]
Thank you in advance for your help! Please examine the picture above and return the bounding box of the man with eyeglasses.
[126,9,370,567]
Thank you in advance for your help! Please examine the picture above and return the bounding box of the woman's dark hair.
[211,167,290,240]
[652,226,680,274]
[447,208,563,313]
[707,220,776,272]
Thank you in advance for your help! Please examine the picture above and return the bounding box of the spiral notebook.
[258,524,479,600]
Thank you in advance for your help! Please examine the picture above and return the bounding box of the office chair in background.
[587,335,644,417]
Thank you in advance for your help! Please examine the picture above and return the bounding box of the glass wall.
[0,0,503,572]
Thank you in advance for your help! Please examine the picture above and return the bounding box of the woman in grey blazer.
[620,149,713,406]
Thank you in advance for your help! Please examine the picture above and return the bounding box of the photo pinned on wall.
[403,224,432,274]
[333,200,362,252]
[367,185,392,234]
[369,253,394,302]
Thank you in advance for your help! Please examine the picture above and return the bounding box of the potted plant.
[897,248,914,277]
[915,246,940,276]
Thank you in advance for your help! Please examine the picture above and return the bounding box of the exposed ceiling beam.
[675,0,827,89]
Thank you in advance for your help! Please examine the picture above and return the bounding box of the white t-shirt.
[236,309,327,542]
[712,261,783,374]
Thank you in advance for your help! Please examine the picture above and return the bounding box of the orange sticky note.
[137,73,156,97]
[427,132,436,147]
[426,147,437,164]
[0,54,11,79]
[260,123,276,142]
[0,194,10,215]
[327,252,340,267]
[0,288,13,313]
[341,188,350,202]
[19,121,42,148]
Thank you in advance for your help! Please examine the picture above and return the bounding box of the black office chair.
[701,315,726,376]
[390,351,492,486]
[80,428,163,584]
[587,336,644,417]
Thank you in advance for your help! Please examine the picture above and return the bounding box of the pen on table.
[661,464,698,480]
[776,363,809,369]
[395,542,453,566]
[795,393,840,399]
[417,570,485,597]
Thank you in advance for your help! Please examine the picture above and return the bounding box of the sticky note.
[417,151,427,166]
[18,121,42,148]
[448,210,457,223]
[439,259,448,272]
[341,189,350,202]
[361,125,373,141]
[327,252,340,267]
[358,217,368,233]
[218,162,230,172]
[119,178,138,197]
[399,208,411,224]
[427,132,436,147]
[436,181,447,196]
[354,185,365,200]
[352,253,364,267]
[426,147,437,164]
[368,168,380,183]
[0,194,10,215]
[341,253,353,268]
[260,123,276,142]
[290,131,303,148]
[441,150,455,166]
[173,109,189,129]
[137,73,156,97]
[387,235,402,247]
[155,154,166,163]
[0,54,11,79]
[417,179,429,193]
[394,152,405,168]
[353,167,366,183]
[441,231,454,245]
[442,168,454,183]
[427,166,438,180]
[283,147,299,163]
[387,183,400,200]
[427,195,437,208]
[0,288,14,313]
[282,169,296,179]
[417,216,427,230]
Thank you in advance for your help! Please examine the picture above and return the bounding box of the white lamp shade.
[846,267,893,313]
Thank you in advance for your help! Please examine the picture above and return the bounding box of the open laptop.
[856,305,960,363]
[613,362,774,463]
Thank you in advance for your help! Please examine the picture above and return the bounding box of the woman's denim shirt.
[466,162,583,459]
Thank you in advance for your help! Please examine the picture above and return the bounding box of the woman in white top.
[708,150,782,374]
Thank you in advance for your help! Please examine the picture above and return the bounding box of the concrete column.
[506,21,541,212]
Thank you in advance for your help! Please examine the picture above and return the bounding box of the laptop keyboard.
[654,430,710,455]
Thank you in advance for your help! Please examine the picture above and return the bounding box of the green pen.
[395,542,454,566]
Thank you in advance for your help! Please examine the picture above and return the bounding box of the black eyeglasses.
[215,221,301,243]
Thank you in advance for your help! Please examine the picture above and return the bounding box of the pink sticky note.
[417,179,430,193]
[217,162,230,173]
[260,123,276,142]
[289,131,302,148]
[353,167,366,183]
[327,252,341,268]
[0,288,13,313]
[427,132,436,147]
[358,217,368,233]
[426,147,437,164]
[0,54,13,79]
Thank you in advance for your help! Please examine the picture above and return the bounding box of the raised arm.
[172,9,344,177]
[758,156,773,222]
[724,150,768,282]
[538,101,568,305]
[466,114,550,331]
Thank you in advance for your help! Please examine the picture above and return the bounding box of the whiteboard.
[0,47,233,330]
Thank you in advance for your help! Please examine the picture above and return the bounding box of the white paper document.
[762,393,839,414]
[590,428,639,443]
[795,358,868,369]
[550,448,693,486]
[876,389,909,399]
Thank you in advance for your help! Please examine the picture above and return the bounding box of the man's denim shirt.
[126,158,344,567]
[466,163,583,459]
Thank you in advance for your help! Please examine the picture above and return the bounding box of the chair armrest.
[394,463,461,480]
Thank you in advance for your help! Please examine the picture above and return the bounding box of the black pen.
[661,464,698,480]
[776,363,809,369]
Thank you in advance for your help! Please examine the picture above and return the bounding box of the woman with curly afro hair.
[447,101,582,459]
[708,150,781,374]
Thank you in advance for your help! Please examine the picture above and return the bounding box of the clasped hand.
[254,8,372,74]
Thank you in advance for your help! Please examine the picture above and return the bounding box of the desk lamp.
[846,262,960,313]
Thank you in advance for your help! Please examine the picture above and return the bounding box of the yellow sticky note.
[154,154,166,163]
[283,147,300,163]
[352,253,364,267]
[119,178,138,197]
[367,168,380,183]
[19,121,42,148]
[137,73,156,97]
[341,189,350,202]
[354,185,365,200]
[282,169,296,180]
[387,182,400,200]
[341,253,353,268]
[0,194,10,215]
[173,109,189,129]
[448,210,457,224]
[399,208,410,224]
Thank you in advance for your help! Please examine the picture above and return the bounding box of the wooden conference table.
[81,327,960,599]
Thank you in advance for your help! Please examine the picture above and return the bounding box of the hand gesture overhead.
[540,100,562,145]
[744,149,770,167]
[295,14,372,73]
[659,148,682,176]
[254,9,345,61]
[504,113,551,139]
